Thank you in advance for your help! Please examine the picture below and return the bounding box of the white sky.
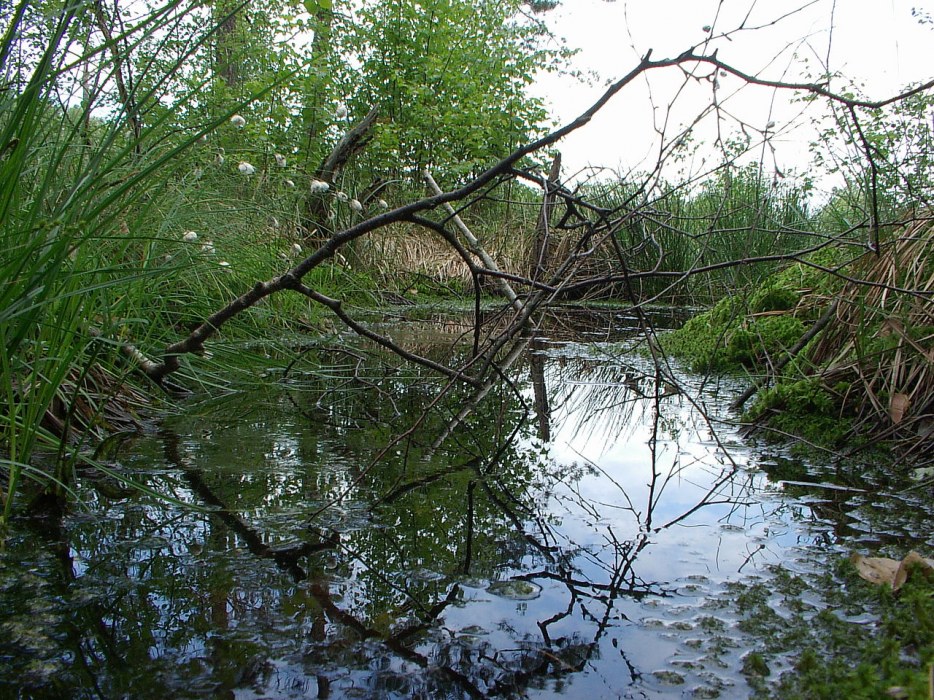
[530,0,933,186]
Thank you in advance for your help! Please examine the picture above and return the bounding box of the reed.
[0,2,272,521]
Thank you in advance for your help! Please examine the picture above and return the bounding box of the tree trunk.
[530,152,561,280]
[213,0,242,88]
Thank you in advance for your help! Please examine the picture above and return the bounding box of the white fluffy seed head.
[230,114,246,127]
[182,230,198,242]
[350,199,363,213]
[238,161,256,175]
[309,179,329,194]
[274,153,287,167]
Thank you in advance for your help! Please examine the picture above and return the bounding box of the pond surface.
[1,308,931,698]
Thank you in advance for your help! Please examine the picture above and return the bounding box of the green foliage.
[349,0,564,182]
[808,82,934,223]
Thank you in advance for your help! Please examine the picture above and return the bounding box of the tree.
[347,0,565,182]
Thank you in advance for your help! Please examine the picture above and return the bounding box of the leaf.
[303,0,331,13]
[851,551,934,590]
[851,553,900,587]
[889,392,910,424]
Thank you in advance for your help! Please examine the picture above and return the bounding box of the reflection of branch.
[306,579,487,699]
[160,428,337,581]
[371,458,479,507]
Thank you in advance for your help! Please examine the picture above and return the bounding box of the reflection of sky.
[524,342,792,580]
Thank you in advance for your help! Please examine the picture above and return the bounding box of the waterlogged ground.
[1,308,931,698]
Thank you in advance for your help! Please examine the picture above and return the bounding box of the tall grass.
[590,166,819,304]
[0,1,264,522]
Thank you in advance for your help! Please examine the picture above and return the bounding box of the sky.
[529,0,933,188]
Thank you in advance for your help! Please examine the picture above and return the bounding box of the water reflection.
[0,310,928,698]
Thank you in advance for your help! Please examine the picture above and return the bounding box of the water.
[1,308,930,698]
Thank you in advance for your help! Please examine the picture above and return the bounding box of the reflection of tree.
[220,338,758,694]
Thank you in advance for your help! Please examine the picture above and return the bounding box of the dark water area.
[1,307,931,698]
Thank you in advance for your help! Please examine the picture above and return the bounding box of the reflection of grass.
[734,561,934,699]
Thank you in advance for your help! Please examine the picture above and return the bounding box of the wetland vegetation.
[1,1,932,697]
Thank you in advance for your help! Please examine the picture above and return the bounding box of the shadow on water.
[0,308,930,698]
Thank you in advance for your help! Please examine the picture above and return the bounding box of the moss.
[728,316,806,367]
[742,651,772,677]
[745,378,853,446]
[740,561,934,700]
[748,282,799,314]
[665,302,806,373]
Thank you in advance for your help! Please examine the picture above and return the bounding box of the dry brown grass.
[357,220,537,289]
[810,216,934,456]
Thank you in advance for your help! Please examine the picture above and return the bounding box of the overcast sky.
[530,0,933,187]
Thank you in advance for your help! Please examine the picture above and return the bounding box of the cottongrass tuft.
[350,199,363,213]
[309,179,329,193]
[182,231,198,242]
[238,161,256,175]
[290,242,303,256]
[274,153,287,167]
[336,191,348,202]
[230,114,246,127]
[201,241,215,255]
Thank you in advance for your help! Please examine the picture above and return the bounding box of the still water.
[1,308,930,698]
